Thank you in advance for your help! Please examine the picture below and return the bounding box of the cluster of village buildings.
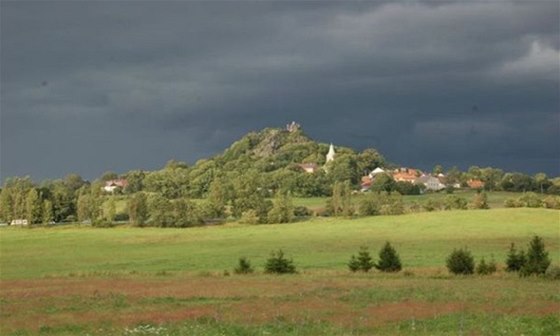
[297,143,485,192]
[359,167,484,192]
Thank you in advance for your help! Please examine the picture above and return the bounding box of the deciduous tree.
[25,189,42,224]
[128,192,148,226]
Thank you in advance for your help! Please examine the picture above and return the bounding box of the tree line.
[1,126,559,225]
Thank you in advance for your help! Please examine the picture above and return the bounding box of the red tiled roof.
[467,179,485,189]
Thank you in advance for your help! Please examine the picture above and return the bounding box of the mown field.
[1,208,559,335]
[292,190,532,212]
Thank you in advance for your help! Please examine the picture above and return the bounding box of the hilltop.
[183,122,386,197]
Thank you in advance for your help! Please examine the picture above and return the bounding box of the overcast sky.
[1,1,559,182]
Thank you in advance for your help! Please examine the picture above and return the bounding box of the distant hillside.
[217,126,336,169]
[182,123,385,197]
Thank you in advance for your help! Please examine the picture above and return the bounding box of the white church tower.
[326,143,336,163]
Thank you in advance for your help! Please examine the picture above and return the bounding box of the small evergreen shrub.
[348,246,375,272]
[264,250,296,274]
[505,243,526,272]
[348,255,360,272]
[446,248,475,275]
[234,257,254,274]
[376,241,402,272]
[520,236,551,276]
[476,257,497,275]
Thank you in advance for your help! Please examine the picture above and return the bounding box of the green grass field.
[293,191,533,211]
[1,208,559,335]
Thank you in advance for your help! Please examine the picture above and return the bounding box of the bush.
[505,243,526,272]
[504,198,523,208]
[239,210,259,224]
[358,195,380,216]
[114,213,129,222]
[476,257,497,275]
[378,194,405,215]
[407,201,422,213]
[544,266,560,280]
[234,257,254,274]
[348,246,374,272]
[422,199,442,212]
[520,236,551,276]
[267,192,295,224]
[264,250,296,274]
[394,181,421,195]
[542,196,560,209]
[376,241,402,272]
[518,192,542,208]
[444,195,468,210]
[469,192,489,209]
[446,248,475,275]
[293,206,312,217]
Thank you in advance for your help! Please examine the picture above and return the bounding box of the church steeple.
[326,143,336,163]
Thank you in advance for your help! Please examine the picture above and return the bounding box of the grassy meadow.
[1,208,559,335]
[292,190,532,212]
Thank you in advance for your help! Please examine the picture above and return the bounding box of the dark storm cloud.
[1,1,558,181]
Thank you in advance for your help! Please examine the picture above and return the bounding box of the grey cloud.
[1,1,558,181]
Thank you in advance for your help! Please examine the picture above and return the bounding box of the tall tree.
[50,180,75,222]
[173,198,202,227]
[432,164,444,175]
[123,170,145,194]
[206,176,230,218]
[328,180,353,217]
[357,148,385,175]
[42,199,54,224]
[232,170,271,222]
[64,174,86,195]
[101,171,119,182]
[128,192,148,226]
[148,193,173,227]
[25,189,42,224]
[76,189,102,224]
[326,154,359,185]
[534,173,550,194]
[2,177,34,221]
[0,188,14,223]
[268,191,295,224]
[371,173,396,194]
[105,197,116,223]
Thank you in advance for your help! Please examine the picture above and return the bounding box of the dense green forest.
[1,126,559,227]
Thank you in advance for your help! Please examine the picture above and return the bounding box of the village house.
[467,179,485,189]
[361,176,373,191]
[415,175,446,191]
[298,163,319,174]
[368,167,386,178]
[392,168,422,183]
[103,179,128,193]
